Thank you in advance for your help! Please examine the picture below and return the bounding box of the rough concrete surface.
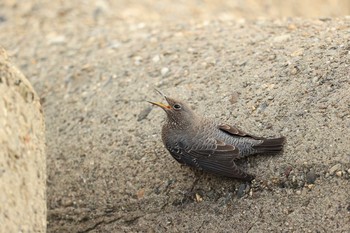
[0,1,350,232]
[0,48,46,232]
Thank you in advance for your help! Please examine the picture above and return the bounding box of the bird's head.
[148,90,197,128]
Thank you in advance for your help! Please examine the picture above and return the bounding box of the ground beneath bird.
[1,1,350,232]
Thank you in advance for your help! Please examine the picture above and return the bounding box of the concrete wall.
[0,48,46,232]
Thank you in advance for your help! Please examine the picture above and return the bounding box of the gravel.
[1,1,349,232]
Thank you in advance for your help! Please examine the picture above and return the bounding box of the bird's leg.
[190,173,202,192]
[189,168,205,191]
[181,169,203,203]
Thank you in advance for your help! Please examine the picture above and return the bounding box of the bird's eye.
[173,104,181,110]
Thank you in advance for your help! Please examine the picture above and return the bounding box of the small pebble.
[335,171,342,177]
[187,47,195,53]
[218,192,232,207]
[264,122,273,129]
[152,55,160,63]
[237,183,247,198]
[273,34,291,43]
[195,193,203,202]
[288,24,297,30]
[229,91,240,104]
[249,188,253,196]
[306,170,317,184]
[161,67,170,77]
[137,106,153,121]
[47,35,66,45]
[61,198,73,207]
[284,166,293,178]
[257,102,268,113]
[0,15,6,23]
[268,54,276,60]
[329,163,342,175]
[312,76,319,83]
[134,56,142,65]
[204,56,216,67]
[137,188,145,199]
[109,41,121,49]
[291,48,304,57]
[290,66,299,75]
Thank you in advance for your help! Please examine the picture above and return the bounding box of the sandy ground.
[0,1,349,232]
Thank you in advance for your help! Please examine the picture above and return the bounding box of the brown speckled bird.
[149,90,285,181]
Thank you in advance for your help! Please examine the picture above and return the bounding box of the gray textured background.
[1,1,349,232]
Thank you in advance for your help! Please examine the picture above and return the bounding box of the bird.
[148,90,285,181]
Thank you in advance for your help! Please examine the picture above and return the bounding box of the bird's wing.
[218,124,264,140]
[167,139,254,181]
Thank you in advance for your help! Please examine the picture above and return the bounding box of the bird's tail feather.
[253,137,285,154]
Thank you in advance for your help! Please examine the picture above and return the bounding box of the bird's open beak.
[148,101,171,110]
[148,89,171,110]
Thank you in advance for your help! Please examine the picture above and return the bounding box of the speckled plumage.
[150,93,285,181]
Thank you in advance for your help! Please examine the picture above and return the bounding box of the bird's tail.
[253,137,285,154]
